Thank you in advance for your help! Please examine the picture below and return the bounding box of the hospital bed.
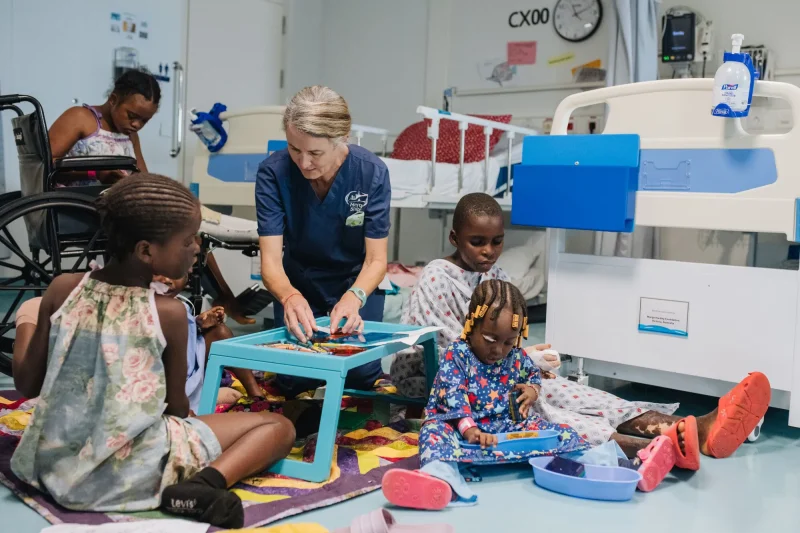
[191,106,390,207]
[525,78,800,426]
[190,104,548,310]
[384,107,536,210]
[191,105,535,210]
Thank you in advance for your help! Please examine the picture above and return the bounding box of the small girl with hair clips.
[11,174,295,528]
[383,280,590,509]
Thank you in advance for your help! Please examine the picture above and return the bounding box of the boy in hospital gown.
[391,193,679,447]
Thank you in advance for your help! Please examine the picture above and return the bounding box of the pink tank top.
[62,105,136,186]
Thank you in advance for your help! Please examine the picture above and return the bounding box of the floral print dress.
[419,340,589,466]
[11,273,221,512]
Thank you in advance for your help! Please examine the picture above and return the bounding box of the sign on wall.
[447,0,608,90]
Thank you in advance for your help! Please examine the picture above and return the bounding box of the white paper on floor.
[41,519,209,533]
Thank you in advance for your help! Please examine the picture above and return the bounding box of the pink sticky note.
[507,41,537,66]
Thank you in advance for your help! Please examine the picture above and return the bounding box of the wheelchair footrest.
[235,286,274,316]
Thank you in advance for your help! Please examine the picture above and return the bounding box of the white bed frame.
[544,79,800,425]
[390,106,537,210]
[388,107,540,262]
[191,106,390,207]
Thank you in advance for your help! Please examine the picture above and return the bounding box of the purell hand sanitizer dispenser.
[712,34,758,118]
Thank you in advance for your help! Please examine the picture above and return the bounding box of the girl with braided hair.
[48,68,258,325]
[417,279,588,460]
[382,280,590,509]
[10,174,295,528]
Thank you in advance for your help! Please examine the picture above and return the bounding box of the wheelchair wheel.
[0,192,104,377]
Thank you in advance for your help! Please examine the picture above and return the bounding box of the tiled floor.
[3,371,799,533]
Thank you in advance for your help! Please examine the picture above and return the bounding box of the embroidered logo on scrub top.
[345,191,368,227]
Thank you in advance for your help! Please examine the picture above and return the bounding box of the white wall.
[283,0,593,263]
[283,0,800,267]
[0,0,12,194]
[183,0,284,186]
[282,0,323,99]
[285,0,428,153]
[660,0,800,81]
[184,0,285,296]
[654,0,800,268]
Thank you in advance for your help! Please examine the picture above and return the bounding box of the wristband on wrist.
[87,170,97,179]
[347,287,367,308]
[457,417,477,436]
[281,291,301,307]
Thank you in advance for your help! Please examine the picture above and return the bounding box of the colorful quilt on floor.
[0,392,420,529]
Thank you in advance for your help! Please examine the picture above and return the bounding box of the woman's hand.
[463,427,498,449]
[514,383,540,418]
[284,293,317,343]
[329,291,364,334]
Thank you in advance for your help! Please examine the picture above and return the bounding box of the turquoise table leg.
[269,369,346,482]
[198,354,224,415]
[422,336,438,394]
[194,352,348,483]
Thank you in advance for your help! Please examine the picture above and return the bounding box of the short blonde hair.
[283,86,351,143]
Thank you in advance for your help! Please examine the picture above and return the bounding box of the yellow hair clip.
[477,305,488,318]
[512,314,519,329]
[523,325,529,338]
[461,318,474,339]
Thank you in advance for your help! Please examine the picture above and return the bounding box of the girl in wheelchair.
[10,174,294,528]
[47,67,260,324]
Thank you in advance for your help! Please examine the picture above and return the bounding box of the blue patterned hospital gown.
[419,340,590,466]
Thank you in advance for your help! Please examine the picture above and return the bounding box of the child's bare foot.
[696,409,717,453]
[233,369,265,399]
[244,383,265,399]
[214,298,256,325]
[673,419,687,455]
[217,387,243,405]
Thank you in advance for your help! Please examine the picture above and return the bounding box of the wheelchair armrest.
[54,156,139,172]
[199,232,260,254]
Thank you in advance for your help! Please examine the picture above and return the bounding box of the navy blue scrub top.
[255,144,391,314]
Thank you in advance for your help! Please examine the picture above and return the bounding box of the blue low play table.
[197,318,438,482]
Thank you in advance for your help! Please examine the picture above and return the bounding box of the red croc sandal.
[705,372,771,459]
[636,435,676,492]
[382,469,452,511]
[663,415,701,470]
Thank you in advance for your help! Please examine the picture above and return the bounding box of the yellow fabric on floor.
[222,524,328,533]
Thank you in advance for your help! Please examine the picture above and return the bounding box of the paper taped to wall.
[548,52,575,65]
[508,41,537,65]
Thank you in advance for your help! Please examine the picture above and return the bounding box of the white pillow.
[496,233,543,280]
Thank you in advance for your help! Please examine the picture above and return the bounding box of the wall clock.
[554,0,603,43]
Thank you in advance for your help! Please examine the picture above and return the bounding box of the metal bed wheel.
[0,192,105,377]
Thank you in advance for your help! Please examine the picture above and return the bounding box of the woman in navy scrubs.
[256,86,391,398]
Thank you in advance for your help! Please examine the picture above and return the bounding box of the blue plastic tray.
[529,457,641,501]
[461,430,560,453]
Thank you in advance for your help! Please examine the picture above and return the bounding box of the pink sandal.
[636,435,676,492]
[382,469,452,511]
[334,509,454,533]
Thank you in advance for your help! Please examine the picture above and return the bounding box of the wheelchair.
[0,94,272,377]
